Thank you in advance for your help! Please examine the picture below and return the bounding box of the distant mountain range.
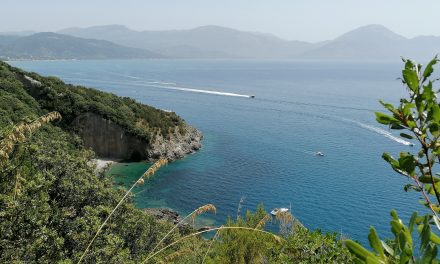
[1,24,439,61]
[0,32,162,60]
[59,25,324,59]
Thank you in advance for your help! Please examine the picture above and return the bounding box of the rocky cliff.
[3,61,203,162]
[72,112,202,161]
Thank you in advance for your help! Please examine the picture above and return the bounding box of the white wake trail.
[138,82,253,98]
[357,123,413,146]
[64,76,254,98]
[337,117,412,146]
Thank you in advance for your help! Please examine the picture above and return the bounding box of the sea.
[10,59,425,245]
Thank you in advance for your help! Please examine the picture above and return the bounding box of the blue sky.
[2,0,439,42]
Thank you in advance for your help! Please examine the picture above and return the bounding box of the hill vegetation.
[0,32,162,60]
[0,61,184,141]
[0,61,353,263]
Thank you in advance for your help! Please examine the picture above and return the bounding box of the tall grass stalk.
[141,226,284,264]
[236,196,246,220]
[0,111,61,162]
[201,225,223,264]
[146,204,216,260]
[77,158,168,264]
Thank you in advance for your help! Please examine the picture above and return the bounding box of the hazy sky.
[2,0,439,42]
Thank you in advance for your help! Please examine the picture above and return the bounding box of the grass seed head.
[191,204,217,221]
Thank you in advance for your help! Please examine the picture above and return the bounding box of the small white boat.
[315,151,324,156]
[270,208,289,216]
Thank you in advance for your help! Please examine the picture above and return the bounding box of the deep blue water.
[10,59,425,245]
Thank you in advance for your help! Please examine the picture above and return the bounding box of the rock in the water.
[143,208,181,224]
[146,124,203,162]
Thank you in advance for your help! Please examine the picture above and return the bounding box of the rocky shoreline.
[143,208,214,235]
[147,124,203,162]
[143,208,192,234]
[143,208,183,224]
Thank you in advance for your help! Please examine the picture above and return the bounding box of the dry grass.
[146,203,217,262]
[0,112,62,203]
[190,204,216,222]
[77,158,168,264]
[236,196,246,220]
[143,158,168,179]
[255,213,271,229]
[142,226,284,263]
[202,225,223,264]
[158,248,193,264]
[0,111,61,162]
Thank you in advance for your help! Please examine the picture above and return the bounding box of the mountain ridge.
[2,24,439,61]
[59,24,440,61]
[0,32,163,60]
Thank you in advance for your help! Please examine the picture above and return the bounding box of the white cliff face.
[71,112,202,161]
[147,124,203,161]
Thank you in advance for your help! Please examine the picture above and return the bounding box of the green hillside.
[0,32,163,60]
[0,61,183,141]
[0,61,351,263]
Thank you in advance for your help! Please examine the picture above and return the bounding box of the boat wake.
[146,84,253,98]
[340,118,413,146]
[63,77,253,98]
[357,123,413,146]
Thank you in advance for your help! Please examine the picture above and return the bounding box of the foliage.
[202,204,352,264]
[0,62,190,262]
[0,61,185,142]
[0,60,355,263]
[344,57,440,263]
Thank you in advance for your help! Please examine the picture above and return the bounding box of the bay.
[10,59,423,245]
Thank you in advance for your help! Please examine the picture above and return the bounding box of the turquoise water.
[10,59,425,245]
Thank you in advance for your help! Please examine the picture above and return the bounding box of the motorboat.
[270,208,289,216]
[315,151,324,156]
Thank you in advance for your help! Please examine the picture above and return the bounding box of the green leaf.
[344,240,378,261]
[390,123,405,130]
[433,215,440,231]
[402,67,419,93]
[399,244,412,264]
[400,133,413,139]
[380,240,394,256]
[402,103,415,116]
[406,120,416,129]
[418,175,440,183]
[375,112,400,125]
[379,100,396,113]
[391,209,399,221]
[420,243,438,264]
[365,256,382,264]
[420,220,432,250]
[382,153,397,165]
[429,123,440,137]
[430,232,440,245]
[398,155,415,174]
[403,184,422,192]
[429,104,440,123]
[423,56,438,81]
[368,227,384,258]
[408,212,418,234]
